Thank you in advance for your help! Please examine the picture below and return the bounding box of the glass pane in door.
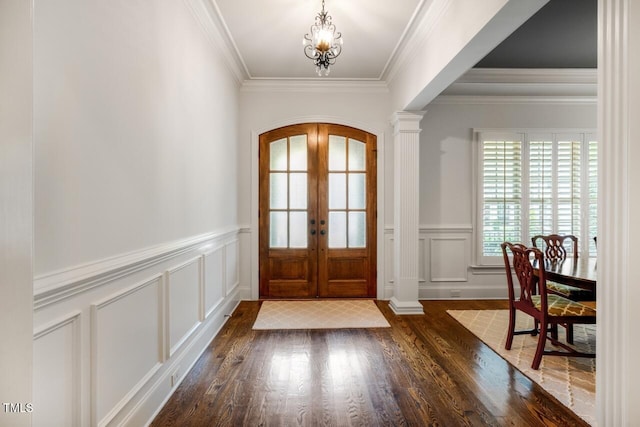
[328,136,368,248]
[348,140,366,171]
[348,212,366,248]
[329,136,346,170]
[329,211,347,248]
[348,174,366,209]
[269,135,308,248]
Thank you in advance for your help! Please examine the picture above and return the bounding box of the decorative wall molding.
[34,227,239,310]
[33,312,81,427]
[385,224,473,233]
[429,237,468,282]
[433,95,597,105]
[384,0,451,83]
[241,79,389,93]
[225,239,240,297]
[202,247,225,319]
[166,257,203,358]
[183,0,248,83]
[90,275,164,427]
[455,68,597,84]
[33,228,242,427]
[384,224,506,300]
[438,68,597,98]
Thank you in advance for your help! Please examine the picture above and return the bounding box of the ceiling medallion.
[302,0,343,76]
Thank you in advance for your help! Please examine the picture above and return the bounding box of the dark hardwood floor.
[151,300,589,426]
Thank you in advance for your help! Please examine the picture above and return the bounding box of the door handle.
[311,229,316,235]
[320,230,326,235]
[310,219,316,225]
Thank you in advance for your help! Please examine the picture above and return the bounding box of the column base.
[389,296,424,315]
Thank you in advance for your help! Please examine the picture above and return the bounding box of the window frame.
[472,129,597,266]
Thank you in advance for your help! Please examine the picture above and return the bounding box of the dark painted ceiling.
[475,0,597,68]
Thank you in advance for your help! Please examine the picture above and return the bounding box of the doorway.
[259,123,377,298]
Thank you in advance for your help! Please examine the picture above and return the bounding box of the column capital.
[390,111,426,134]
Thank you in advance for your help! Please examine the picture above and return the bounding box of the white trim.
[597,0,632,424]
[438,68,597,98]
[389,296,425,315]
[183,0,248,83]
[429,237,468,282]
[241,79,388,93]
[90,275,164,427]
[433,95,597,105]
[384,0,452,84]
[34,227,239,309]
[166,256,203,358]
[250,117,386,300]
[33,311,82,427]
[456,68,597,84]
[202,246,226,319]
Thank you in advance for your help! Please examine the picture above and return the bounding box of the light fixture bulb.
[315,29,332,52]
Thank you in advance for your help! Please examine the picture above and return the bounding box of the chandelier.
[302,0,343,76]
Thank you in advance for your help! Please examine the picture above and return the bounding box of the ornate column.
[597,0,640,424]
[390,112,425,315]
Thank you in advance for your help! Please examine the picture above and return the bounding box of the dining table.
[535,257,597,297]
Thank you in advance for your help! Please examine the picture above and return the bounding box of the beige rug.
[252,300,390,330]
[448,309,595,426]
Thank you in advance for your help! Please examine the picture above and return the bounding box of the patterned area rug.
[447,309,595,426]
[252,300,391,330]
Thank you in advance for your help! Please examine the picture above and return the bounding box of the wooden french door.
[259,123,377,298]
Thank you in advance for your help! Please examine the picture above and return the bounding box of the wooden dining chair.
[531,234,594,343]
[530,234,593,301]
[501,242,596,370]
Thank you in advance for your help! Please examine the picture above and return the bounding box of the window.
[475,131,597,265]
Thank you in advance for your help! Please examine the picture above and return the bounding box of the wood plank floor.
[151,300,589,426]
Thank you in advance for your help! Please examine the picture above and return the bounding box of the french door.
[259,123,377,298]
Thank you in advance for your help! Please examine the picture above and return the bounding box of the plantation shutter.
[481,135,522,257]
[477,131,597,263]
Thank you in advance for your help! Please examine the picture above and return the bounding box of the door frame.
[250,117,386,300]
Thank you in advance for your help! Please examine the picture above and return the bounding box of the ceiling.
[212,0,596,81]
[214,0,421,80]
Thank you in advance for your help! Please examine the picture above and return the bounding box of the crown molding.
[185,0,250,83]
[383,0,451,83]
[433,95,597,105]
[240,78,389,93]
[438,68,597,98]
[456,68,597,84]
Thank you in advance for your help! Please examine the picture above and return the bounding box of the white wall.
[412,98,597,299]
[32,1,243,425]
[238,82,393,298]
[34,0,240,278]
[0,1,33,426]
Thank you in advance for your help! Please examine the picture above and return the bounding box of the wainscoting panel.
[429,237,468,282]
[33,312,81,427]
[203,247,224,318]
[225,239,239,296]
[32,228,241,427]
[384,226,506,299]
[91,276,163,427]
[167,257,202,357]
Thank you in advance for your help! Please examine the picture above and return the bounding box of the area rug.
[252,300,391,330]
[447,309,595,426]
